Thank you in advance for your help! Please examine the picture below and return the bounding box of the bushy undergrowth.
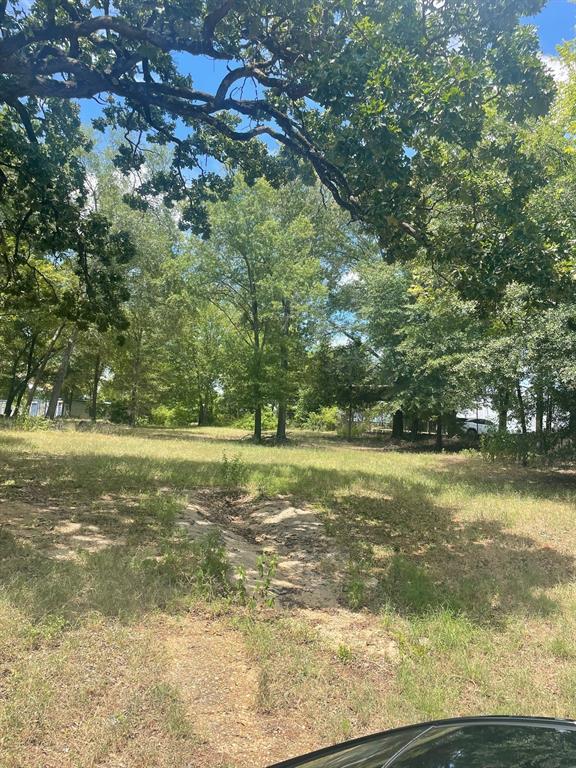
[481,430,576,465]
[232,407,277,431]
[149,404,197,427]
[218,451,249,487]
[0,415,53,431]
[301,405,340,432]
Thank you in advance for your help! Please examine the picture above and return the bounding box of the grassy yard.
[1,425,576,766]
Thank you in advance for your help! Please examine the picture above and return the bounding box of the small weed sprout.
[256,552,278,607]
[342,551,374,610]
[235,564,249,605]
[234,553,279,608]
[219,451,249,488]
[337,643,353,664]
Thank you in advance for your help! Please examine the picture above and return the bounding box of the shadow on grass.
[327,492,573,626]
[132,426,252,443]
[1,440,574,628]
[0,522,234,627]
[422,458,576,502]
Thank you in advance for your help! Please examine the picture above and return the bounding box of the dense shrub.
[302,405,340,431]
[109,400,131,424]
[0,415,52,431]
[232,407,276,431]
[149,404,195,427]
[218,451,250,487]
[481,431,576,465]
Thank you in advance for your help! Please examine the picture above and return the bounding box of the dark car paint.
[267,716,576,768]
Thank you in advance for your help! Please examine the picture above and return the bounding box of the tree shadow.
[326,492,573,626]
[0,525,232,625]
[422,457,576,502]
[134,426,252,444]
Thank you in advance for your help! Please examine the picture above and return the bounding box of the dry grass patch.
[1,427,576,766]
[0,611,198,768]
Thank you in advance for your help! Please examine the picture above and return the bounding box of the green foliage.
[1,415,51,432]
[0,102,133,328]
[232,408,277,432]
[139,493,185,530]
[108,400,131,425]
[255,553,279,608]
[155,531,233,600]
[336,644,354,665]
[149,405,195,428]
[2,12,576,451]
[481,431,576,465]
[218,452,249,489]
[0,0,553,249]
[302,406,340,432]
[342,551,375,610]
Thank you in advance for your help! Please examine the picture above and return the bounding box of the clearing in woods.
[1,425,576,767]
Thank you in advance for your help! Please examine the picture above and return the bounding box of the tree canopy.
[0,0,554,241]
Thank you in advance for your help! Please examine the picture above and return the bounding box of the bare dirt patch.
[176,492,404,666]
[159,613,317,768]
[177,491,342,610]
[0,499,126,559]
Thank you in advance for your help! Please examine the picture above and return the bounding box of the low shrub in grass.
[232,408,276,431]
[481,430,576,465]
[149,405,196,427]
[154,530,234,598]
[0,415,52,431]
[302,406,340,432]
[139,493,186,529]
[218,451,249,487]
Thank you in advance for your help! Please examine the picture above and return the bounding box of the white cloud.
[338,270,359,286]
[540,54,569,84]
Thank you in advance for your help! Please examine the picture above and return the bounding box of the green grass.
[1,425,576,765]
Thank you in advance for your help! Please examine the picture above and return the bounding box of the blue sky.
[80,1,576,125]
[525,0,576,53]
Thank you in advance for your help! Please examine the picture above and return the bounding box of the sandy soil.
[177,492,341,610]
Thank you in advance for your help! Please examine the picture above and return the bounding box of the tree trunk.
[11,334,40,417]
[66,386,74,416]
[392,409,404,439]
[276,403,287,442]
[535,386,544,436]
[497,389,510,433]
[275,299,290,443]
[546,392,553,432]
[90,352,102,421]
[445,410,458,437]
[516,381,527,435]
[410,414,419,441]
[24,323,66,414]
[568,393,576,435]
[13,384,27,416]
[254,404,262,442]
[347,389,353,441]
[3,350,23,416]
[5,378,29,418]
[129,329,143,426]
[25,377,41,412]
[198,398,208,426]
[435,413,444,451]
[205,390,214,425]
[46,332,76,420]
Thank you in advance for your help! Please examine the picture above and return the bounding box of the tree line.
[1,1,575,446]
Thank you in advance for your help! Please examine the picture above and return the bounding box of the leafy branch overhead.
[0,0,554,239]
